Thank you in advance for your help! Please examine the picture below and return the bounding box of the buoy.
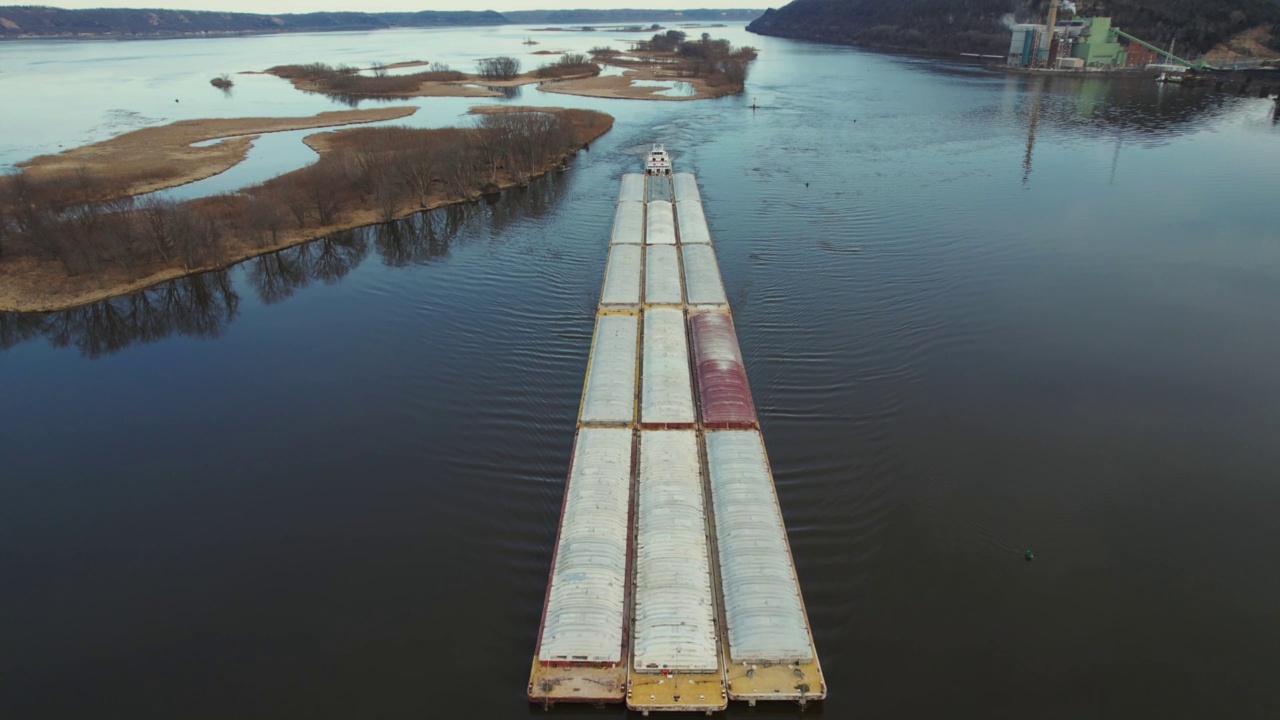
[1025,550,1035,562]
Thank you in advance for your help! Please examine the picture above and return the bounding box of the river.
[3,23,1280,719]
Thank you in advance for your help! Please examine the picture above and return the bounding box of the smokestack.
[1044,1,1058,68]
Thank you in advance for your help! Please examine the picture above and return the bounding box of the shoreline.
[1,107,613,313]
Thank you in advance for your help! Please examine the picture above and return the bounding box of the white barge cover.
[579,314,639,426]
[619,173,646,204]
[600,245,642,308]
[640,308,695,428]
[673,173,701,204]
[611,201,644,245]
[644,246,683,307]
[538,428,634,664]
[645,200,676,245]
[705,430,814,664]
[681,244,728,308]
[676,200,711,245]
[633,430,720,671]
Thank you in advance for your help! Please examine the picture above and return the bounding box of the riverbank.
[17,107,419,199]
[0,107,613,312]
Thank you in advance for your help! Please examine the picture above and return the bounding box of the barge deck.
[529,161,826,712]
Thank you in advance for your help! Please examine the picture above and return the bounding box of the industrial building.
[1008,16,1131,69]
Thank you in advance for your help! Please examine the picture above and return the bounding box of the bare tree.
[0,174,16,258]
[373,172,402,223]
[245,195,283,247]
[96,197,141,271]
[279,184,311,228]
[301,162,346,226]
[172,208,221,269]
[476,56,521,80]
[138,195,179,263]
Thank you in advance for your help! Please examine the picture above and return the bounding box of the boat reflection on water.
[1,169,573,357]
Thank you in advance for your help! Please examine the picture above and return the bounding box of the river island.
[263,31,757,102]
[0,29,760,312]
[0,107,613,312]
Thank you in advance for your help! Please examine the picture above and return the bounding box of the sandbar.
[18,107,419,198]
[538,68,736,101]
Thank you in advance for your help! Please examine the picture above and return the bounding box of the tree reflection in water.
[0,270,239,359]
[248,230,369,304]
[2,169,574,357]
[373,203,479,266]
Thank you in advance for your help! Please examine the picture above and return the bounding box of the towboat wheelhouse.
[645,144,672,175]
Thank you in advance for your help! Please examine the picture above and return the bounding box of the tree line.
[534,53,601,79]
[268,62,467,97]
[0,173,574,357]
[746,0,1280,58]
[632,30,758,90]
[0,7,506,40]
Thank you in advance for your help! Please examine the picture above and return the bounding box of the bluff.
[0,7,506,39]
[502,9,764,23]
[746,0,1280,58]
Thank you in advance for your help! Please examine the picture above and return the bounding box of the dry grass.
[17,107,419,199]
[538,67,735,101]
[1202,26,1280,63]
[378,60,431,70]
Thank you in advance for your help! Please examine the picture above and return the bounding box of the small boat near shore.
[1156,72,1185,84]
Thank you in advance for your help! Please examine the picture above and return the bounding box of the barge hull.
[531,166,824,712]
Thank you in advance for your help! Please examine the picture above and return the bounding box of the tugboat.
[645,144,672,175]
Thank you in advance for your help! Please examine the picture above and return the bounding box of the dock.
[528,165,826,713]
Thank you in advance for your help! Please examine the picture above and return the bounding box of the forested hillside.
[0,6,765,40]
[0,7,505,39]
[502,9,763,23]
[746,0,1280,57]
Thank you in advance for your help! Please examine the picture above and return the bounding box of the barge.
[528,149,826,713]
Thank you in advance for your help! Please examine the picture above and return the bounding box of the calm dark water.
[4,28,1280,719]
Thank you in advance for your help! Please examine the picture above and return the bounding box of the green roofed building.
[1071,17,1127,67]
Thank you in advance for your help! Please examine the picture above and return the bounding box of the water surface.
[3,24,1280,720]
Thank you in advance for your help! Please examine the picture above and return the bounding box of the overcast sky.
[45,0,759,13]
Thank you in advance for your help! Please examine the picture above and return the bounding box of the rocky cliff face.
[746,0,1280,58]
